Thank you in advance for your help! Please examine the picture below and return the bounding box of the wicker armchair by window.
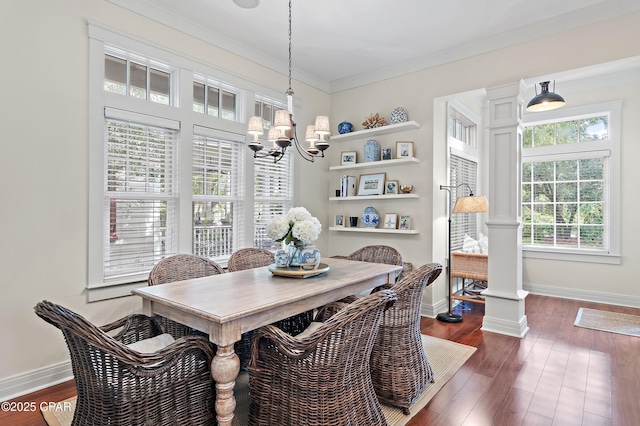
[371,263,443,414]
[148,254,225,338]
[227,247,314,368]
[34,300,215,426]
[248,289,398,426]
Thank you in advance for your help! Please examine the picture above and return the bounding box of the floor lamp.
[437,184,488,323]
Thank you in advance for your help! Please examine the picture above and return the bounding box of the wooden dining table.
[132,256,402,425]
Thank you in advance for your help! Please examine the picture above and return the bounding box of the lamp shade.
[305,124,319,142]
[267,126,280,142]
[314,116,330,136]
[526,81,565,112]
[453,195,488,213]
[274,110,292,130]
[247,116,264,135]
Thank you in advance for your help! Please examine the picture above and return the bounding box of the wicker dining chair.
[34,300,215,426]
[347,244,403,279]
[227,247,314,368]
[148,254,225,338]
[248,289,397,426]
[370,263,443,414]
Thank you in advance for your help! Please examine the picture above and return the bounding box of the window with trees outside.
[521,101,621,262]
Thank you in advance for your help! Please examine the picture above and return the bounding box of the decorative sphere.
[338,121,353,134]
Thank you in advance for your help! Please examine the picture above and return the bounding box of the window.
[103,109,179,282]
[522,101,621,262]
[192,128,244,259]
[193,79,238,120]
[253,98,293,250]
[105,53,171,105]
[447,102,481,251]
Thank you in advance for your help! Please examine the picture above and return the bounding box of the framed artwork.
[357,173,386,196]
[341,151,357,165]
[385,180,398,194]
[384,213,398,229]
[334,214,345,227]
[399,215,410,229]
[396,141,414,159]
[381,148,392,160]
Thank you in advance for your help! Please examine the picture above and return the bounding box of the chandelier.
[246,0,330,163]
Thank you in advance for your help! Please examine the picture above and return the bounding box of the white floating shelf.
[329,157,420,171]
[329,226,419,235]
[329,194,419,201]
[329,121,421,143]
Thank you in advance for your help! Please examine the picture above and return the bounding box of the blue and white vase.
[288,242,321,269]
[274,249,290,267]
[364,139,381,162]
[362,206,380,228]
[338,121,353,134]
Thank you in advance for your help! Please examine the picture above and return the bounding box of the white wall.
[1,0,639,399]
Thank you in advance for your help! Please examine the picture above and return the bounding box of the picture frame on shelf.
[385,180,398,194]
[399,215,410,229]
[396,141,414,159]
[381,148,392,160]
[341,151,357,165]
[384,213,398,229]
[334,214,345,227]
[357,172,386,196]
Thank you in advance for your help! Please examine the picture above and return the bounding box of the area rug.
[574,307,640,338]
[42,335,476,426]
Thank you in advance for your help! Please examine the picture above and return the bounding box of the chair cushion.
[126,333,175,353]
[295,321,324,339]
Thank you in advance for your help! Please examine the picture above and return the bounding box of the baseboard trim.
[0,361,72,402]
[524,283,640,308]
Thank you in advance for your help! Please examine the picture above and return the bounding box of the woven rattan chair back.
[347,245,403,281]
[248,289,397,426]
[34,300,215,426]
[227,247,274,272]
[370,262,443,414]
[148,254,224,285]
[147,254,225,338]
[227,247,313,368]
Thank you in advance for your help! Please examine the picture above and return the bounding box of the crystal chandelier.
[246,0,330,163]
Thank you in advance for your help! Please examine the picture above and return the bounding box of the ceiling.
[107,0,640,93]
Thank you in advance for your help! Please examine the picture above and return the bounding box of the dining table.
[132,256,402,426]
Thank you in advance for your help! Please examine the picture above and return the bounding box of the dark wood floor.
[3,294,640,426]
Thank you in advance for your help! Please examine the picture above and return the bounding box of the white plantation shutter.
[192,126,244,260]
[254,153,293,250]
[103,109,179,283]
[449,155,478,251]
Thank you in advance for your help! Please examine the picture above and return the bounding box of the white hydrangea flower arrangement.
[266,207,322,246]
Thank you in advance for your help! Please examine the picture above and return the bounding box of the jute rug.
[42,335,476,426]
[574,307,640,338]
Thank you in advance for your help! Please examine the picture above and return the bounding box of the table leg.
[211,344,240,426]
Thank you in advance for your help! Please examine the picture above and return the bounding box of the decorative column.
[483,81,529,338]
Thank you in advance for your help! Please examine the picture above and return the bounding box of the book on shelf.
[340,175,357,197]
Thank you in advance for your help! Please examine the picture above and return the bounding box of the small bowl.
[399,185,413,193]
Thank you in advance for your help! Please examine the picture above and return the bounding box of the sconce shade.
[274,110,292,130]
[267,126,280,142]
[247,116,264,135]
[453,195,488,213]
[526,81,565,112]
[305,125,319,142]
[314,116,331,136]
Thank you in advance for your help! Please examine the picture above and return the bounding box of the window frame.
[88,23,293,301]
[522,101,621,264]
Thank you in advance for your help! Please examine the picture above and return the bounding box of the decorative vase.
[338,121,353,134]
[362,206,380,228]
[390,107,408,124]
[288,242,321,269]
[364,139,381,162]
[274,249,290,267]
